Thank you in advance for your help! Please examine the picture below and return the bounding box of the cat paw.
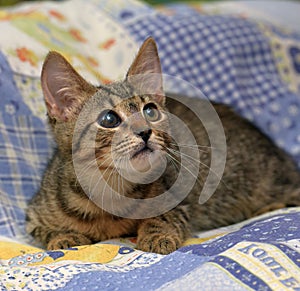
[137,234,180,255]
[47,232,92,250]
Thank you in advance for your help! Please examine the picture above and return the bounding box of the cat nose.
[137,129,152,143]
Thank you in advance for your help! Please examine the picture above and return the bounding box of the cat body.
[26,38,300,254]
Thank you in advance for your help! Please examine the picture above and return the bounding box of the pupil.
[147,108,154,117]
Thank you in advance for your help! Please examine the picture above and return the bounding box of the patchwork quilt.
[0,0,299,290]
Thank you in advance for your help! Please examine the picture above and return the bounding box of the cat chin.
[130,149,156,172]
[117,149,166,176]
[130,150,165,175]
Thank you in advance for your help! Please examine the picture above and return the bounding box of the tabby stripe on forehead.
[106,96,115,108]
[120,81,135,98]
[129,102,138,113]
[98,85,128,100]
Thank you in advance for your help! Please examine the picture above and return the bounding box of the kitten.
[26,37,300,254]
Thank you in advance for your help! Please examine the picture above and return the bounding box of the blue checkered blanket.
[0,0,300,290]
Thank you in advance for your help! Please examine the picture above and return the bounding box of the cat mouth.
[131,145,154,159]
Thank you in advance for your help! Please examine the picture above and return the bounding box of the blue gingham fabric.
[0,52,51,241]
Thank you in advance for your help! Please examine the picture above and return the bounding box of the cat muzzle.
[131,145,153,160]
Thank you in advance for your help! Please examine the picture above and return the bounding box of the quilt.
[0,0,299,290]
[0,207,299,290]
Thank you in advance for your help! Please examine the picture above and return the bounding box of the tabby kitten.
[26,38,300,254]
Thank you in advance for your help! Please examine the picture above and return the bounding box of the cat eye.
[97,110,121,128]
[143,103,161,122]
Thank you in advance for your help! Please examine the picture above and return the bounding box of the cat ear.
[126,37,164,104]
[41,52,97,121]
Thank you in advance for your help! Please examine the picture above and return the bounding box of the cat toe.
[47,233,92,250]
[137,234,180,255]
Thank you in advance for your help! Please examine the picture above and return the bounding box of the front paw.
[137,234,181,255]
[47,232,91,250]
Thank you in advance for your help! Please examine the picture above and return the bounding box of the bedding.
[0,0,299,290]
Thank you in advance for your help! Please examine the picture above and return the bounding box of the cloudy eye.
[97,110,121,128]
[143,103,161,122]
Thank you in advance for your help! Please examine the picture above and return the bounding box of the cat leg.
[26,210,92,250]
[136,206,190,254]
[253,188,300,216]
[27,223,92,250]
[284,188,300,207]
[46,231,92,250]
[253,202,286,216]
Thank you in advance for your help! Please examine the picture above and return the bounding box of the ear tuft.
[126,37,164,104]
[41,52,96,121]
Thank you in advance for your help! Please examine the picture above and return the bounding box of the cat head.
[41,38,172,176]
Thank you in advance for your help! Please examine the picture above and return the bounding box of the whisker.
[168,147,201,166]
[90,158,116,201]
[164,151,201,186]
[89,157,113,192]
[166,146,227,188]
[168,142,213,153]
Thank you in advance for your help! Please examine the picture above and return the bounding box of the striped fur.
[26,38,300,254]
